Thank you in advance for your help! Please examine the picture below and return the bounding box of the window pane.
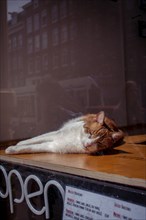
[0,0,145,142]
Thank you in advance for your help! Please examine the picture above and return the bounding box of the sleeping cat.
[5,111,124,155]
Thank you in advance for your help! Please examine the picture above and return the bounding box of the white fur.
[5,116,99,154]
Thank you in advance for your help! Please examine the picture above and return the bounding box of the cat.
[5,111,124,155]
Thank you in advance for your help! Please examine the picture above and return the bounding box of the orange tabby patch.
[83,111,124,154]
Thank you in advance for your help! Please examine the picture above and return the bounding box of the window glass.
[51,4,58,23]
[34,34,40,51]
[27,37,33,53]
[60,0,67,19]
[0,0,145,142]
[34,13,39,31]
[41,9,47,26]
[61,25,68,43]
[42,31,48,49]
[52,27,59,46]
[26,16,32,33]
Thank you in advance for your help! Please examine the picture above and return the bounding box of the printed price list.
[63,186,146,220]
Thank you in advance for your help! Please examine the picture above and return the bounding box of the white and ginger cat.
[5,111,124,155]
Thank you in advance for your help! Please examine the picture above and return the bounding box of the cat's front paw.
[84,136,99,148]
[5,146,17,154]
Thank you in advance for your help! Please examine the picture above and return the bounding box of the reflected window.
[41,9,47,26]
[18,34,23,48]
[34,13,40,31]
[12,36,17,49]
[11,12,18,25]
[52,51,59,69]
[12,56,17,71]
[51,4,58,23]
[26,16,32,33]
[70,49,76,65]
[77,90,86,106]
[52,28,59,46]
[17,96,35,117]
[8,39,11,50]
[35,34,40,51]
[33,0,39,9]
[42,32,48,49]
[42,54,48,70]
[61,48,68,66]
[69,0,74,15]
[35,56,41,73]
[27,37,33,54]
[28,58,34,75]
[1,0,146,142]
[8,56,11,74]
[70,22,77,40]
[89,86,101,106]
[18,55,23,71]
[60,0,67,19]
[61,25,68,43]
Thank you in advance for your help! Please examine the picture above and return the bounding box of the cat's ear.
[96,111,105,124]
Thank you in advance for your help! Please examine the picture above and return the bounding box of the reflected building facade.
[2,0,146,140]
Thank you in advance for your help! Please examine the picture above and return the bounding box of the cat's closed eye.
[83,111,124,153]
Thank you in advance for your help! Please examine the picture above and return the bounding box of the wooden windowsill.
[0,134,146,188]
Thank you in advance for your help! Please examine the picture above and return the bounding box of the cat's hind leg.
[17,131,59,146]
[5,142,56,154]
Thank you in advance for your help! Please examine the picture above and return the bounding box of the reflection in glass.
[0,0,146,141]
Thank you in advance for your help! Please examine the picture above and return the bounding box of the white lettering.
[0,166,65,219]
[8,169,24,213]
[24,175,46,216]
[0,165,9,198]
[44,180,65,219]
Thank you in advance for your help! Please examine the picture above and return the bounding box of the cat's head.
[83,111,124,154]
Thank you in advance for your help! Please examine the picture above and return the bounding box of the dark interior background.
[0,0,146,141]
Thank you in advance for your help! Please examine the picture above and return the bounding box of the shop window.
[1,0,146,142]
